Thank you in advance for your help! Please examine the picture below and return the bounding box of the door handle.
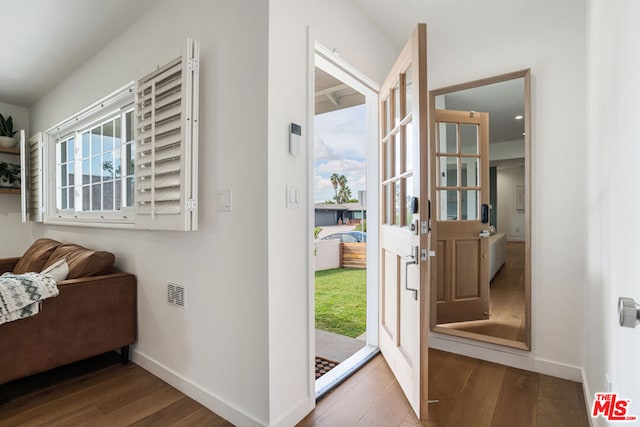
[619,297,640,328]
[404,246,419,300]
[479,230,491,238]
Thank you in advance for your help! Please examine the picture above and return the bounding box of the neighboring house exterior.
[314,202,366,226]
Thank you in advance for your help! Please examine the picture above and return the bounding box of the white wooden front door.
[378,23,430,419]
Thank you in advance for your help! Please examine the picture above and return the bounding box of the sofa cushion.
[42,244,115,280]
[13,238,63,274]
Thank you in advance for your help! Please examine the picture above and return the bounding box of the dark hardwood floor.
[299,349,589,427]
[0,352,230,426]
[0,348,588,426]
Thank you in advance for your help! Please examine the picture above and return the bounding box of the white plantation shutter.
[134,38,199,231]
[21,131,44,223]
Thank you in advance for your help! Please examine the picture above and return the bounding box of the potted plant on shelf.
[0,113,18,148]
[0,161,20,188]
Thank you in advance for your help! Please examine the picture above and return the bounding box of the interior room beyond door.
[430,70,531,351]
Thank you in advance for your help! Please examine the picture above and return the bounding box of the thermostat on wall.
[289,123,302,156]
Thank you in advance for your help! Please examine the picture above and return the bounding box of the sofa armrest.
[0,271,137,385]
[0,257,20,274]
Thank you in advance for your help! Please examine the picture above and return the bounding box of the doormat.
[315,357,339,379]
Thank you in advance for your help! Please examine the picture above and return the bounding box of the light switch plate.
[218,189,232,211]
[286,185,300,209]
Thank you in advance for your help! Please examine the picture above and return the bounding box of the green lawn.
[315,268,366,338]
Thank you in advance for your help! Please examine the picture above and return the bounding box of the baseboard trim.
[581,368,598,427]
[534,357,583,382]
[131,349,266,427]
[429,333,582,382]
[270,396,315,427]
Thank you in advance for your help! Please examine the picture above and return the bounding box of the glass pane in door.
[439,157,458,187]
[438,190,458,221]
[394,83,401,128]
[404,67,413,117]
[405,121,414,172]
[385,184,391,225]
[395,135,401,177]
[460,157,479,187]
[438,122,457,154]
[461,190,479,220]
[394,181,401,225]
[405,175,414,226]
[460,123,479,154]
[385,141,392,180]
[384,97,391,137]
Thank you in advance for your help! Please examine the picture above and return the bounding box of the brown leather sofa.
[0,238,136,385]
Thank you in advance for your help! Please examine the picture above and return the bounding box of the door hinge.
[187,57,199,72]
[186,199,197,212]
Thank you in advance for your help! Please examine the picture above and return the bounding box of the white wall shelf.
[0,146,19,155]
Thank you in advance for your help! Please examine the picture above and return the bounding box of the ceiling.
[350,0,422,50]
[315,68,365,115]
[0,0,159,107]
[1,0,524,140]
[0,0,379,109]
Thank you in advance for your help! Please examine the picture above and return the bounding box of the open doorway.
[312,45,379,397]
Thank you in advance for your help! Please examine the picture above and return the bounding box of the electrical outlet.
[167,282,186,308]
[218,189,232,212]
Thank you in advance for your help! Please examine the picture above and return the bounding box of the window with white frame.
[55,110,135,213]
[34,38,200,230]
[48,84,135,222]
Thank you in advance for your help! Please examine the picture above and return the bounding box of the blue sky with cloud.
[314,104,366,203]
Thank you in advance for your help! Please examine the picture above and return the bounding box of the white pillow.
[41,258,69,282]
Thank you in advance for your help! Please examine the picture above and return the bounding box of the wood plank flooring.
[0,352,230,427]
[299,349,589,427]
[0,349,588,427]
[438,242,526,341]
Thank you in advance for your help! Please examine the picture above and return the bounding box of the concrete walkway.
[315,329,365,362]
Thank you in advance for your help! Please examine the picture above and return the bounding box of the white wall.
[266,1,396,424]
[314,239,341,271]
[29,1,271,425]
[0,101,29,134]
[585,1,640,424]
[400,0,586,379]
[496,166,525,241]
[0,101,31,257]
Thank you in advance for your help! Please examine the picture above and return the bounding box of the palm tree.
[337,175,348,203]
[338,185,352,204]
[330,173,340,202]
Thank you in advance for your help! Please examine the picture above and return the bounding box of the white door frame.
[307,39,381,397]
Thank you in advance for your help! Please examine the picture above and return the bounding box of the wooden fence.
[341,242,366,269]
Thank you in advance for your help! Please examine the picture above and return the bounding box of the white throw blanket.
[0,272,59,325]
